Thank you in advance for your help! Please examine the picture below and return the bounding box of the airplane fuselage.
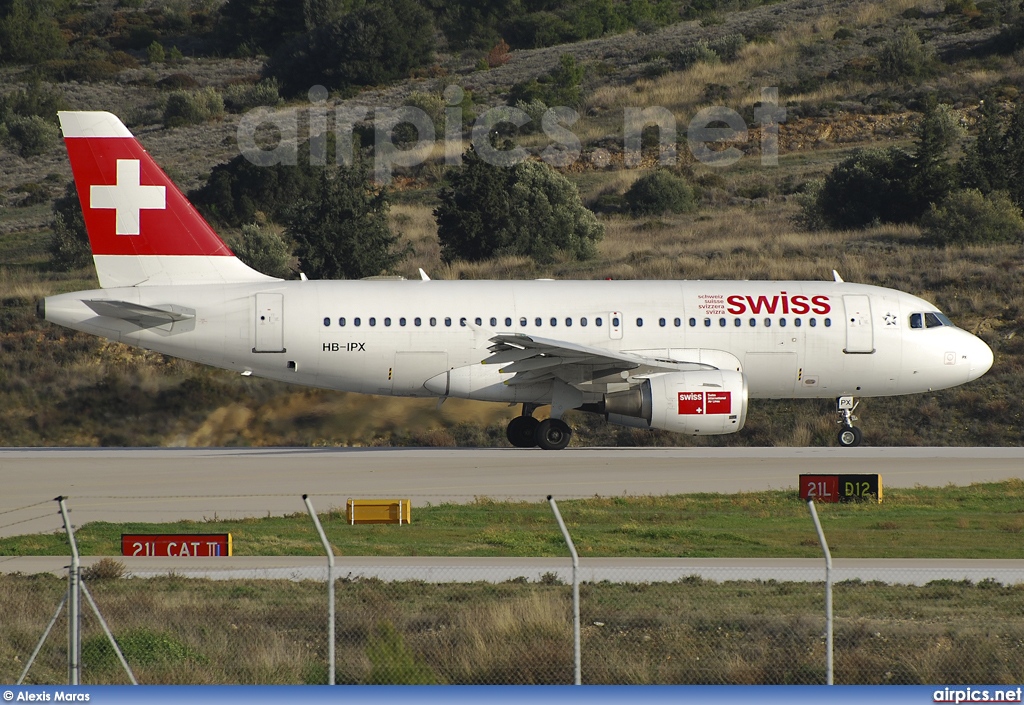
[43,278,992,409]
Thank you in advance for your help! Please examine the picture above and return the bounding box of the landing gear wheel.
[837,426,862,447]
[506,416,539,448]
[535,418,572,451]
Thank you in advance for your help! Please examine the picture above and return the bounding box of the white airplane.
[40,111,994,450]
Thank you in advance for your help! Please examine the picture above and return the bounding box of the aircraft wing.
[482,333,714,386]
[84,300,195,329]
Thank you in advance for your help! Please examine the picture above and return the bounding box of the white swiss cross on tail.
[90,159,166,235]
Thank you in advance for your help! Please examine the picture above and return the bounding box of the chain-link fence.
[3,497,1024,686]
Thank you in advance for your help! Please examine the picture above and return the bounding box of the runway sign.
[346,499,411,524]
[122,533,233,557]
[799,474,882,503]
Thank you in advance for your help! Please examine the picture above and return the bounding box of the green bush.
[48,182,92,272]
[669,40,719,69]
[924,189,1024,245]
[229,223,293,278]
[222,80,281,113]
[878,27,935,78]
[625,170,697,215]
[163,87,225,128]
[190,139,329,227]
[147,40,166,64]
[266,0,436,96]
[2,115,59,157]
[285,159,407,280]
[0,0,66,65]
[435,146,603,264]
[804,148,920,229]
[507,54,584,108]
[0,82,64,123]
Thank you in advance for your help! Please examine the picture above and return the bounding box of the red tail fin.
[58,111,275,288]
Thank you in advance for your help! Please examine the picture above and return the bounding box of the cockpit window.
[911,312,954,329]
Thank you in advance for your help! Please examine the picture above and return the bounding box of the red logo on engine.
[678,391,731,415]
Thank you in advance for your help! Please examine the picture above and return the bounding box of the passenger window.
[704,318,711,327]
[780,318,787,327]
[612,316,621,327]
[535,317,542,327]
[323,317,330,327]
[339,317,346,327]
[719,317,726,327]
[674,318,681,327]
[689,318,696,327]
[636,318,643,327]
[475,317,482,326]
[910,313,922,329]
[550,317,557,327]
[659,318,666,327]
[581,317,588,327]
[459,317,466,327]
[734,318,741,327]
[414,317,421,327]
[824,318,831,327]
[520,317,527,327]
[596,317,603,326]
[354,317,361,327]
[369,317,376,327]
[565,317,572,327]
[809,318,817,327]
[429,317,436,327]
[794,318,801,327]
[505,317,512,327]
[384,317,391,327]
[490,317,497,327]
[764,318,771,328]
[749,318,756,327]
[444,317,452,327]
[399,317,406,326]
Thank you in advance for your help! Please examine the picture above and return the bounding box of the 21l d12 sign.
[799,475,882,503]
[122,533,233,557]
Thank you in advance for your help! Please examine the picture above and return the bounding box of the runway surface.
[2,446,1024,538]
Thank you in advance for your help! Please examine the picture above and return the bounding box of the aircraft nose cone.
[968,336,994,381]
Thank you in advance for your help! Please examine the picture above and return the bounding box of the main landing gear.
[836,396,863,447]
[506,405,572,450]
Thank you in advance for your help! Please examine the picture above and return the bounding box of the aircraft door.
[253,293,285,353]
[609,311,623,340]
[843,294,874,354]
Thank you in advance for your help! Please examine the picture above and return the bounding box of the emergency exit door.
[254,293,285,353]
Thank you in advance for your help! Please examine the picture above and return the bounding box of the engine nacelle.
[605,370,748,435]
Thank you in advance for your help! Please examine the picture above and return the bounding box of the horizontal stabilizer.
[84,299,194,329]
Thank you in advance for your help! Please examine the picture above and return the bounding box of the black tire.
[837,426,863,447]
[536,418,572,451]
[506,416,540,448]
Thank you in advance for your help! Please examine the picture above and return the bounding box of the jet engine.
[603,370,748,435]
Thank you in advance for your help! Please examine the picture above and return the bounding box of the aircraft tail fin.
[58,111,277,288]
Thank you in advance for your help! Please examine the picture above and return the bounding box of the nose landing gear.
[836,396,863,447]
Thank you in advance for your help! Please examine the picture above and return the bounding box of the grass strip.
[2,481,1023,558]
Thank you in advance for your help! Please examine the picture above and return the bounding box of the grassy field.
[4,570,1022,685]
[3,481,1024,559]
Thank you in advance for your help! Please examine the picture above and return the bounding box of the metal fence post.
[807,499,833,685]
[303,495,335,685]
[57,496,80,685]
[548,495,581,685]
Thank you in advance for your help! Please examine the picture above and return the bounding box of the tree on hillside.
[48,182,91,272]
[266,0,436,96]
[284,160,407,280]
[435,146,603,264]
